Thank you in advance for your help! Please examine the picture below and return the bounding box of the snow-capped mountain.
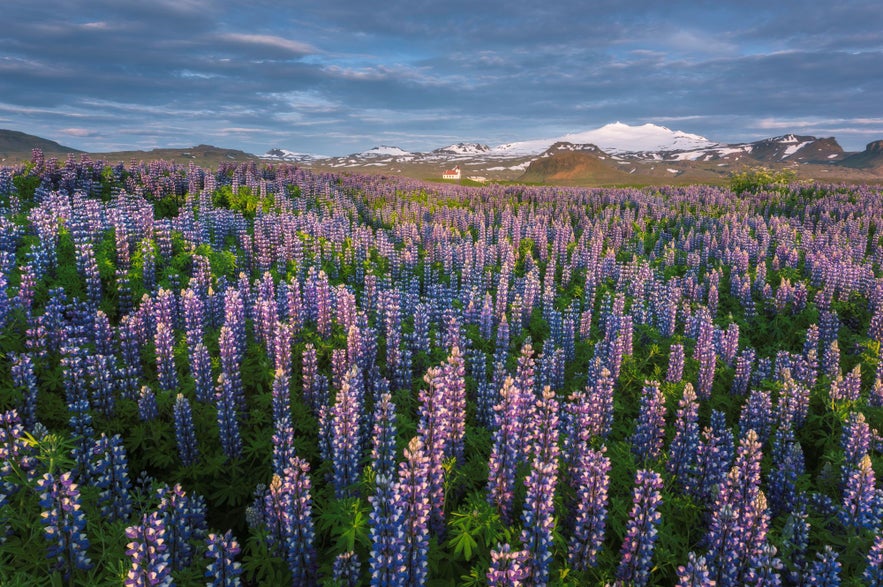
[490,122,716,157]
[360,146,415,158]
[263,148,323,162]
[261,122,878,184]
[432,143,491,156]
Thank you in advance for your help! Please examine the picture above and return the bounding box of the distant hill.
[92,144,259,166]
[518,142,632,184]
[0,129,81,162]
[838,141,883,170]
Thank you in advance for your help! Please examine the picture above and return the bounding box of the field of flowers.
[1,150,882,585]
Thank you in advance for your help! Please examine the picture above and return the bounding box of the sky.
[2,1,882,155]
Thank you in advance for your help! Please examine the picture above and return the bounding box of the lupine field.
[1,150,883,586]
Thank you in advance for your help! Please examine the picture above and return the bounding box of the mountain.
[432,143,491,156]
[93,144,259,166]
[0,129,81,161]
[263,148,322,163]
[491,122,716,156]
[519,143,632,184]
[838,141,883,170]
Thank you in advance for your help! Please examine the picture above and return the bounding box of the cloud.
[1,0,882,153]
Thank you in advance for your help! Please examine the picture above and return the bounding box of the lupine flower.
[393,437,431,586]
[520,386,559,586]
[807,546,841,587]
[155,321,178,392]
[487,543,531,586]
[157,483,208,571]
[371,392,397,480]
[487,377,524,523]
[331,365,363,498]
[781,500,810,585]
[695,310,717,399]
[676,552,714,587]
[667,343,685,383]
[568,446,610,571]
[368,472,404,586]
[124,511,172,587]
[865,533,883,586]
[706,430,770,587]
[137,386,158,422]
[332,551,361,586]
[615,469,664,587]
[216,373,242,461]
[777,369,810,429]
[10,352,38,428]
[631,380,667,464]
[739,389,773,445]
[668,383,700,490]
[37,471,92,578]
[744,543,783,586]
[173,394,199,467]
[91,433,132,522]
[205,530,242,587]
[839,454,880,530]
[768,424,804,517]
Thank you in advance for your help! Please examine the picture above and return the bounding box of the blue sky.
[2,0,882,154]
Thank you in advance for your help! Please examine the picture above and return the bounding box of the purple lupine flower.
[520,386,559,586]
[676,552,714,587]
[822,340,840,380]
[865,533,883,586]
[694,412,734,505]
[1,410,38,506]
[781,500,810,585]
[568,445,610,571]
[137,385,158,422]
[173,394,200,467]
[631,380,667,464]
[216,373,242,461]
[487,377,523,524]
[615,469,664,587]
[371,392,397,480]
[668,383,700,491]
[739,388,773,445]
[332,551,361,586]
[487,544,531,586]
[124,511,172,587]
[393,437,431,586]
[205,530,242,587]
[667,343,685,383]
[807,546,840,587]
[157,483,208,571]
[331,365,363,498]
[768,424,804,517]
[732,351,754,396]
[10,352,38,428]
[588,365,615,439]
[91,433,132,522]
[368,471,403,586]
[744,543,783,586]
[695,310,717,399]
[36,471,93,578]
[191,342,213,403]
[706,430,769,587]
[777,369,810,429]
[830,365,861,403]
[839,454,880,530]
[68,398,94,478]
[155,321,178,393]
[86,353,116,419]
[302,344,321,413]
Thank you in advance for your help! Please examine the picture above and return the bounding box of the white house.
[442,165,461,180]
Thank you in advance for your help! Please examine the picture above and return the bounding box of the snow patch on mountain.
[490,122,716,157]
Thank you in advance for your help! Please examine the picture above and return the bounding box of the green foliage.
[729,166,797,194]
